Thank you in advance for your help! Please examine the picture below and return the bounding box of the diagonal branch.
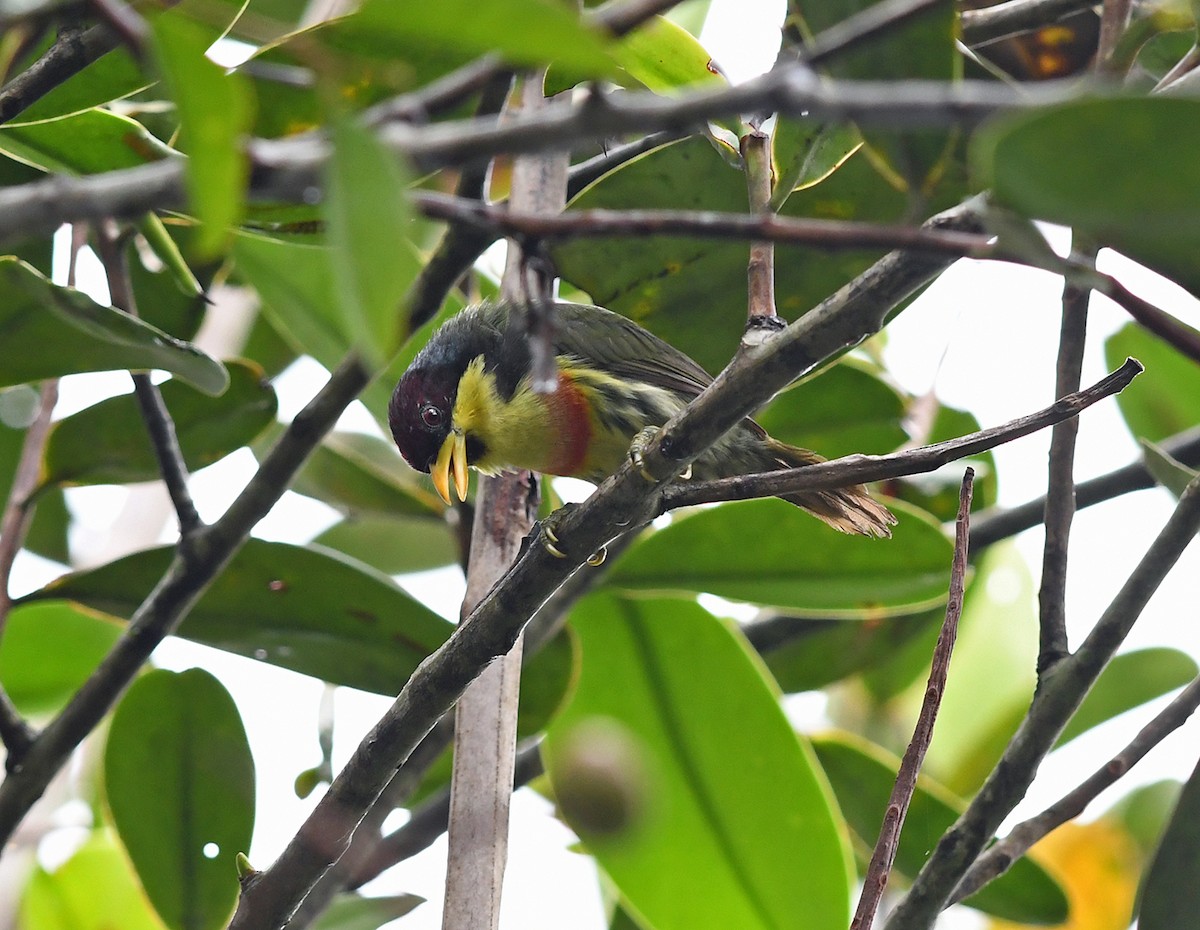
[852,469,973,930]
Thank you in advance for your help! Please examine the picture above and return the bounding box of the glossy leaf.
[0,257,228,394]
[606,499,952,616]
[1138,757,1200,930]
[19,830,168,930]
[1056,647,1198,748]
[151,14,255,256]
[292,430,444,519]
[754,361,908,460]
[0,601,122,716]
[324,115,415,364]
[613,16,723,92]
[812,734,1068,924]
[543,594,853,930]
[1105,322,1200,441]
[0,108,174,176]
[771,122,859,206]
[344,0,617,77]
[41,361,276,487]
[309,893,425,930]
[29,539,454,695]
[105,669,254,930]
[753,608,942,694]
[975,97,1200,295]
[314,516,458,574]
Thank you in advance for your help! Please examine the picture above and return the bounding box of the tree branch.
[884,473,1200,930]
[960,0,1096,47]
[0,356,371,848]
[0,22,120,124]
[852,470,973,930]
[659,359,1141,511]
[950,673,1200,904]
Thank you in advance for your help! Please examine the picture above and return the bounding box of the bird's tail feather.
[763,439,896,538]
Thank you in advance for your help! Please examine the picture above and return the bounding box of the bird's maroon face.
[389,367,454,474]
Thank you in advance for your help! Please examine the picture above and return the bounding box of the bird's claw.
[538,506,606,566]
[586,545,607,567]
[542,522,567,559]
[629,427,661,483]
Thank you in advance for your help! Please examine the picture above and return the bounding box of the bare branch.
[951,674,1200,904]
[803,0,952,66]
[960,0,1096,47]
[0,23,121,125]
[660,359,1142,511]
[852,470,973,930]
[741,128,778,323]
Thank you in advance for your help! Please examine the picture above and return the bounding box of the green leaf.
[344,0,618,77]
[29,539,454,695]
[1056,648,1199,748]
[291,430,444,519]
[754,607,942,693]
[1141,438,1199,497]
[0,257,228,395]
[975,98,1200,296]
[606,499,952,616]
[308,893,425,930]
[0,601,122,716]
[1110,779,1182,857]
[612,16,724,92]
[324,115,416,364]
[11,45,148,124]
[41,361,277,487]
[151,14,255,256]
[543,594,853,930]
[314,516,457,574]
[1105,322,1200,441]
[105,669,254,930]
[19,830,168,930]
[1139,756,1200,930]
[812,734,1068,924]
[754,361,908,460]
[893,403,998,519]
[770,122,859,207]
[0,410,71,562]
[0,108,175,175]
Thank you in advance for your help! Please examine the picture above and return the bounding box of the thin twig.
[971,425,1200,547]
[1037,249,1092,674]
[741,129,778,325]
[804,0,952,66]
[414,191,994,256]
[0,23,120,124]
[1096,0,1133,70]
[960,0,1096,47]
[88,0,147,55]
[852,470,973,930]
[884,474,1200,930]
[950,673,1200,905]
[659,359,1141,511]
[0,356,371,848]
[93,225,203,539]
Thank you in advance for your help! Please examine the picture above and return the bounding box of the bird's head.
[388,364,469,506]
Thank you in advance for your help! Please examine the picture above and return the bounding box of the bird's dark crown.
[388,365,458,474]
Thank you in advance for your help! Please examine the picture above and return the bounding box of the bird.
[388,300,895,538]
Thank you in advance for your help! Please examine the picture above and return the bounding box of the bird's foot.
[536,506,607,566]
[629,427,691,482]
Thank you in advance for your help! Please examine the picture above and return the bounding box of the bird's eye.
[420,403,443,429]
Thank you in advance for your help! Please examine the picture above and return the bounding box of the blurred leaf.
[106,669,253,930]
[150,14,255,256]
[544,594,853,930]
[324,115,415,365]
[0,411,71,563]
[240,308,299,378]
[0,108,174,174]
[314,515,457,574]
[1057,647,1198,748]
[11,46,148,123]
[753,608,942,693]
[893,403,998,519]
[291,430,444,519]
[0,157,54,273]
[308,893,425,930]
[29,539,454,695]
[755,361,908,460]
[41,361,276,487]
[1141,438,1199,497]
[812,734,1068,924]
[1141,757,1200,929]
[771,122,859,206]
[343,0,618,77]
[975,97,1200,296]
[1110,780,1182,858]
[0,601,121,716]
[1105,322,1200,441]
[606,499,951,617]
[19,830,168,930]
[0,257,228,395]
[127,226,210,341]
[612,16,723,92]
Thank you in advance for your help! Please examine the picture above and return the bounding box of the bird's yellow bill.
[432,430,469,505]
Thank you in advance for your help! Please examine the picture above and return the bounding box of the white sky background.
[10,1,1200,928]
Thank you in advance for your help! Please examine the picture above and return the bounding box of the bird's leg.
[534,504,607,566]
[629,427,691,482]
